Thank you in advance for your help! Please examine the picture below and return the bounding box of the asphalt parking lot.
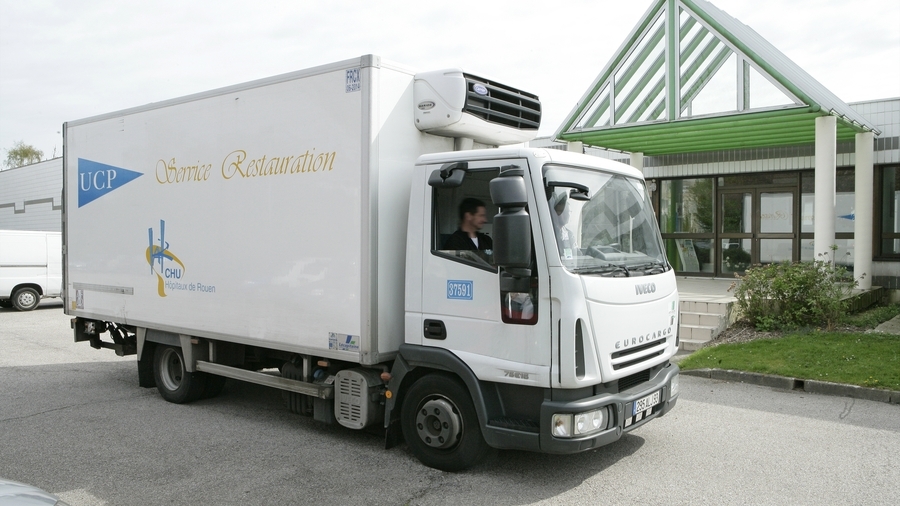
[2,300,899,505]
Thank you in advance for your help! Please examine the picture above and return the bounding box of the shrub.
[731,257,856,331]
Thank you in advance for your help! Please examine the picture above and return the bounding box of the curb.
[681,368,900,405]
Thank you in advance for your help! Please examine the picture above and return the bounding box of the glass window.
[431,168,499,270]
[880,166,900,257]
[759,192,793,233]
[430,166,539,325]
[719,172,796,187]
[721,193,751,234]
[660,179,714,233]
[801,238,855,267]
[800,170,855,233]
[543,165,667,276]
[665,238,714,273]
[721,239,751,273]
[759,239,792,264]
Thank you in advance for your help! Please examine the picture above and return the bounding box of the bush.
[731,258,856,331]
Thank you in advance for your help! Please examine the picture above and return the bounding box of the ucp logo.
[145,220,186,297]
[78,159,143,207]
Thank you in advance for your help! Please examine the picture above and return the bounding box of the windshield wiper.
[625,261,668,275]
[573,264,629,277]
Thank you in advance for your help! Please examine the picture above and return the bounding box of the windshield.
[544,164,668,277]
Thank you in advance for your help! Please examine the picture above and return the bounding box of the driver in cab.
[443,198,493,260]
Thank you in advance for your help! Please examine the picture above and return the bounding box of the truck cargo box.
[64,56,452,364]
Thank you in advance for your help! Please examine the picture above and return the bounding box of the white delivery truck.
[1,230,62,311]
[63,55,679,471]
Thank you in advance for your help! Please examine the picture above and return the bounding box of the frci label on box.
[346,68,361,93]
[447,280,474,300]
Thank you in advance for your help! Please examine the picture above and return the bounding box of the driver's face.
[468,206,487,230]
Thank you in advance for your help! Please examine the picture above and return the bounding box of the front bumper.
[524,364,679,453]
[537,362,679,454]
[480,362,679,454]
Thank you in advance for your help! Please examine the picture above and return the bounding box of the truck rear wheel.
[400,373,490,472]
[12,287,40,311]
[153,345,207,404]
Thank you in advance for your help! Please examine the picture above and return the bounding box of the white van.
[0,230,62,310]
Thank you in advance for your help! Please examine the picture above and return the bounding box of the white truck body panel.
[64,56,451,364]
[0,229,62,300]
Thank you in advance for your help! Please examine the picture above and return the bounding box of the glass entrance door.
[718,188,797,274]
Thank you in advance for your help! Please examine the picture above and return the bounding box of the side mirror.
[490,167,531,276]
[428,162,467,188]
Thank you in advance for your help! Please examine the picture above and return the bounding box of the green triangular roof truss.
[556,0,880,155]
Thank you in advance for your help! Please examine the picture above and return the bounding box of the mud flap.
[137,342,156,388]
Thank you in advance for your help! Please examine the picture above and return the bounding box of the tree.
[3,141,43,169]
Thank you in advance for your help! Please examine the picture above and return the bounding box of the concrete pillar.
[854,131,874,289]
[630,152,644,171]
[814,116,836,261]
[566,141,583,153]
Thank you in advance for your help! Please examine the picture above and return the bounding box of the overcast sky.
[1,0,898,161]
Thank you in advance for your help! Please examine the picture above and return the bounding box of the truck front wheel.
[153,345,207,404]
[400,373,490,472]
[12,287,40,311]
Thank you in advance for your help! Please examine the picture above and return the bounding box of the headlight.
[670,374,680,398]
[574,409,605,435]
[551,414,573,437]
[552,407,608,438]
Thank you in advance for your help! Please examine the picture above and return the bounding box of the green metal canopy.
[555,0,880,155]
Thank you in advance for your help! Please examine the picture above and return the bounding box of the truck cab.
[392,148,679,469]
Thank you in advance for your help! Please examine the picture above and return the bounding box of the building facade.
[0,157,63,232]
[548,0,899,289]
[535,98,900,286]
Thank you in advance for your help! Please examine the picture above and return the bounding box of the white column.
[630,152,644,171]
[566,141,583,153]
[814,116,836,260]
[854,131,874,289]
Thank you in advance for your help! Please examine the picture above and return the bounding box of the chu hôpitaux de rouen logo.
[146,220,186,297]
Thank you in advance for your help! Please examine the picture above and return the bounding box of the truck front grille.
[617,369,651,392]
[610,337,668,371]
[463,73,541,130]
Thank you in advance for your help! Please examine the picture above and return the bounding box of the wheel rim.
[159,348,184,392]
[415,397,462,449]
[17,292,36,308]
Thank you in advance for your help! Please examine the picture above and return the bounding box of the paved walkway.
[675,277,737,304]
[868,314,900,334]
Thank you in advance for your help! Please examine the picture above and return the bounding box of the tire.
[12,287,40,311]
[152,345,207,404]
[401,373,490,472]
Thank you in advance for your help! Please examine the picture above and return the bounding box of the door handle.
[424,319,447,340]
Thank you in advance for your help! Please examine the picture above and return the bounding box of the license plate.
[632,390,661,416]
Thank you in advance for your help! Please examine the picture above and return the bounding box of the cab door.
[415,159,551,381]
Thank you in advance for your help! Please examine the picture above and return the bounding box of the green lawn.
[679,332,900,391]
